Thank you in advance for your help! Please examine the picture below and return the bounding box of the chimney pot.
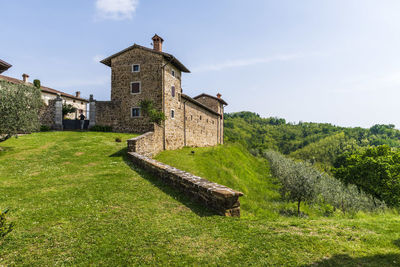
[76,91,81,98]
[152,34,164,52]
[22,73,29,83]
[217,93,222,99]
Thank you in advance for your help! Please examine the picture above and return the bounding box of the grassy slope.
[155,144,284,218]
[0,132,400,266]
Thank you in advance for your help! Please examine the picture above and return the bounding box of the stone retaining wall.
[127,151,243,217]
[127,123,163,157]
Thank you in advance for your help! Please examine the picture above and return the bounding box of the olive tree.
[0,80,42,138]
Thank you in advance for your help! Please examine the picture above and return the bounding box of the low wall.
[127,152,243,217]
[127,123,163,157]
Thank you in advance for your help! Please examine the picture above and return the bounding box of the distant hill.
[224,111,400,170]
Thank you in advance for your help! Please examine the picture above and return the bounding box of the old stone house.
[0,71,88,120]
[91,34,227,152]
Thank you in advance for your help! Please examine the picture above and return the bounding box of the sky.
[2,0,400,128]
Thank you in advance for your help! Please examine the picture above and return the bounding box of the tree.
[0,80,42,137]
[33,79,41,89]
[139,100,165,125]
[62,103,77,118]
[333,145,400,207]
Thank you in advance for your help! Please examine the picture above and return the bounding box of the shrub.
[264,150,385,214]
[40,125,51,132]
[0,80,42,137]
[0,208,14,239]
[333,145,400,207]
[89,125,112,132]
[139,100,166,125]
[33,79,41,89]
[115,137,122,143]
[62,103,77,118]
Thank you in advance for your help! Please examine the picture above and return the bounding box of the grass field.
[1,132,400,266]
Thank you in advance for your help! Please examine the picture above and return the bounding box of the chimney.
[22,73,29,83]
[76,91,81,98]
[152,34,164,52]
[217,93,222,99]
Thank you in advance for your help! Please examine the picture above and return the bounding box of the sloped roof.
[0,59,12,74]
[0,75,89,102]
[181,94,222,117]
[100,44,190,73]
[194,93,228,106]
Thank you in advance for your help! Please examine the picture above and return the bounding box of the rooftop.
[0,59,12,74]
[0,75,88,102]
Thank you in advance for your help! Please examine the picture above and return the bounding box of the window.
[171,86,175,97]
[200,115,202,120]
[131,107,140,117]
[171,109,175,119]
[131,82,141,94]
[132,64,140,72]
[172,70,175,77]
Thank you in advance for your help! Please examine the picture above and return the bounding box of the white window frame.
[130,81,141,95]
[171,109,175,119]
[132,64,140,73]
[131,107,141,118]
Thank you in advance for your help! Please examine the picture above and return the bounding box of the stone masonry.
[91,34,228,154]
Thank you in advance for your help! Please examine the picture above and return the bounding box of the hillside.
[1,132,400,265]
[225,111,400,169]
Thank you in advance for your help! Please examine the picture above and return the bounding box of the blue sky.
[2,0,400,128]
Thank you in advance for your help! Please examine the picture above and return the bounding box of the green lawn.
[1,132,400,266]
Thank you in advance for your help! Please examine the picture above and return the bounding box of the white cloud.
[192,54,303,73]
[95,0,139,20]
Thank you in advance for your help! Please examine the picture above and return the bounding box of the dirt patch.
[75,152,84,156]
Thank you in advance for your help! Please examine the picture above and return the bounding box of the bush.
[115,137,122,143]
[264,150,385,214]
[333,145,400,207]
[139,100,166,125]
[0,208,14,239]
[33,79,41,89]
[40,125,51,132]
[89,125,112,132]
[0,80,42,137]
[62,103,77,118]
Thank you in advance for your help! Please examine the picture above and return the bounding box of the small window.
[191,115,193,120]
[131,82,141,94]
[171,86,175,97]
[73,100,76,103]
[81,102,83,105]
[132,64,140,72]
[171,110,175,119]
[131,107,140,117]
[172,70,175,77]
[200,116,202,120]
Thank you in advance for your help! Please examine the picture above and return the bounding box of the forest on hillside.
[225,111,400,169]
[225,111,400,207]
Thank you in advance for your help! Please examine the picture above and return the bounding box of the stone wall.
[127,151,243,217]
[127,123,163,157]
[39,99,56,127]
[184,100,219,147]
[163,64,185,150]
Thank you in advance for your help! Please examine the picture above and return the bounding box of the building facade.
[0,73,88,119]
[93,34,227,150]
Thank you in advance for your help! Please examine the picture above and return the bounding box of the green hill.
[225,111,400,168]
[155,143,283,218]
[1,132,400,265]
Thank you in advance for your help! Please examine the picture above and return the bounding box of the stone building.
[91,34,227,152]
[0,73,88,119]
